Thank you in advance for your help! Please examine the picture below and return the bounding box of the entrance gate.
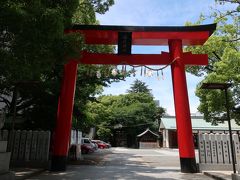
[51,24,216,173]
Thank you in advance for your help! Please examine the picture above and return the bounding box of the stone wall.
[198,133,240,172]
[0,130,51,168]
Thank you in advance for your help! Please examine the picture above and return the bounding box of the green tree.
[185,0,240,123]
[0,0,115,130]
[86,91,165,140]
[111,93,157,126]
[127,79,152,94]
[0,0,81,129]
[155,106,166,127]
[96,125,112,141]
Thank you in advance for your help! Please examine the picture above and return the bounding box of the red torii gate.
[51,24,216,172]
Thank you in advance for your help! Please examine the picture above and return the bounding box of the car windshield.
[83,139,90,143]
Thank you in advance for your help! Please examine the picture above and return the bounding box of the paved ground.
[13,168,45,180]
[25,148,216,180]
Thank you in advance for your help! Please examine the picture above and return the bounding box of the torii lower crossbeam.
[79,51,208,65]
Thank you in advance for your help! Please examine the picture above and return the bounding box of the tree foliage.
[0,0,115,130]
[86,80,165,140]
[185,0,240,124]
[127,79,152,95]
[86,93,158,139]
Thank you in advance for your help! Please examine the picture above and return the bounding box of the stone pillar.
[210,133,217,163]
[76,131,82,160]
[222,134,230,164]
[203,133,211,163]
[198,133,205,163]
[216,133,223,163]
[165,130,169,148]
[0,131,15,179]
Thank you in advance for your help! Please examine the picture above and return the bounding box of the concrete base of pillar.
[198,163,233,172]
[0,152,11,172]
[232,173,240,180]
[0,141,15,179]
[0,171,15,180]
[50,155,67,171]
[180,157,198,173]
[0,141,8,152]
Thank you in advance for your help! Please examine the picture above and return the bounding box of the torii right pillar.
[169,39,197,173]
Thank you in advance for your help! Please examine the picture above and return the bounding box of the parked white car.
[81,138,95,154]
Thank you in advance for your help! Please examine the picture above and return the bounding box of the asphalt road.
[27,148,214,180]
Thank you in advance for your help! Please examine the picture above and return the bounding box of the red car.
[92,140,110,149]
[81,143,94,154]
[81,138,95,154]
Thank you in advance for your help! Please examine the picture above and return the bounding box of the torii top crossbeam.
[65,24,216,66]
[65,24,216,45]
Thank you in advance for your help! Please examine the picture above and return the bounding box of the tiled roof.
[137,128,159,137]
[160,116,240,131]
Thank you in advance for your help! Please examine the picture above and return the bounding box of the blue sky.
[95,0,217,115]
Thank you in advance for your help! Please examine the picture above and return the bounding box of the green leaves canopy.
[85,80,165,140]
[185,0,240,124]
[86,93,158,139]
[127,79,152,95]
[0,0,115,130]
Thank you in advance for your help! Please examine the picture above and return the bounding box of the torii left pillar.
[51,60,78,171]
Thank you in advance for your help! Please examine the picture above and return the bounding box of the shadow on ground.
[27,148,212,180]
